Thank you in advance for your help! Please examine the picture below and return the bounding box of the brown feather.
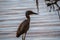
[16,20,30,37]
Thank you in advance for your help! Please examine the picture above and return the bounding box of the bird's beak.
[33,13,38,15]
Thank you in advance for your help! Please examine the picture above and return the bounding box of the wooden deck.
[0,0,60,40]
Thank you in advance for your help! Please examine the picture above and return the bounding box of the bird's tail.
[16,31,21,38]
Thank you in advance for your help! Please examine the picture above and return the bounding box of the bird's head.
[26,10,38,16]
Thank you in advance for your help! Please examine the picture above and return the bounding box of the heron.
[16,10,37,40]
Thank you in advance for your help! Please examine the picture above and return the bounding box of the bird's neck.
[26,15,30,20]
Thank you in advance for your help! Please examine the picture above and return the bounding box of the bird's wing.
[16,20,29,37]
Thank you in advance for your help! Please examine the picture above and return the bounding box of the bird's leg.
[22,34,24,40]
[22,33,26,40]
[24,33,26,40]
